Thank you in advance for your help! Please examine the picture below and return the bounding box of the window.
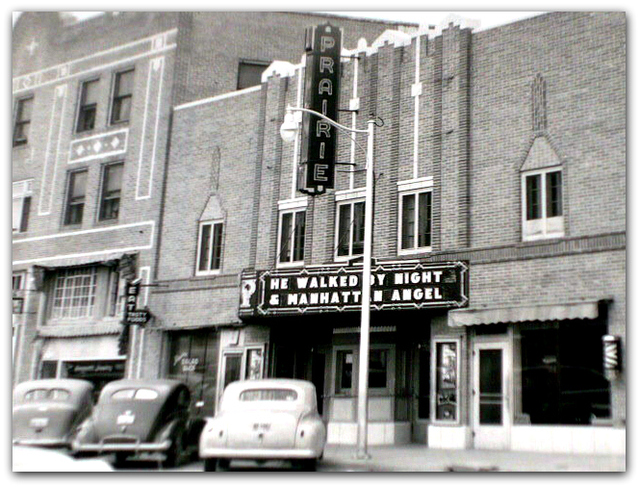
[237,60,269,90]
[110,69,134,124]
[13,96,33,146]
[196,221,224,274]
[335,350,354,394]
[278,210,306,265]
[336,200,365,259]
[519,321,610,425]
[239,389,298,402]
[522,168,563,240]
[51,267,98,319]
[399,190,432,253]
[434,340,460,422]
[76,79,99,132]
[13,179,33,234]
[368,349,389,388]
[99,163,124,221]
[13,273,25,292]
[64,170,88,225]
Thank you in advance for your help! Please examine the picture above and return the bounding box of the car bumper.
[200,446,321,460]
[72,439,171,454]
[13,438,70,448]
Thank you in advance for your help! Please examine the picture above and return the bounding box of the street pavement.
[163,444,625,473]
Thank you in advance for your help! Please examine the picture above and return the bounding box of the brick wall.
[172,12,416,106]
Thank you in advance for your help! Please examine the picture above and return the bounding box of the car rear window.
[24,388,70,401]
[111,388,159,400]
[239,389,298,402]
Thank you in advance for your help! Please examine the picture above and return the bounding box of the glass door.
[473,341,510,449]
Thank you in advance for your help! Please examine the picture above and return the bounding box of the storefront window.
[245,348,264,380]
[435,341,459,421]
[335,350,353,394]
[168,330,219,416]
[520,321,610,425]
[368,349,388,388]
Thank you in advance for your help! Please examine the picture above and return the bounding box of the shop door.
[472,341,510,450]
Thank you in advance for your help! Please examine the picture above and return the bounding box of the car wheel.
[298,459,317,472]
[162,431,184,469]
[204,458,218,472]
[114,452,129,469]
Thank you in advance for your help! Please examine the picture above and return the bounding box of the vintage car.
[72,379,195,467]
[13,378,94,448]
[199,379,326,471]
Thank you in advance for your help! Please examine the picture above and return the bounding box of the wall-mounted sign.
[64,360,125,378]
[298,23,342,196]
[239,260,468,317]
[123,278,151,326]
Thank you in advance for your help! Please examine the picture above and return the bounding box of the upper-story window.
[13,96,33,147]
[110,69,134,124]
[13,179,33,234]
[99,162,124,221]
[51,267,98,319]
[277,209,306,266]
[76,78,100,133]
[64,169,88,226]
[399,189,432,254]
[237,60,269,90]
[522,167,564,240]
[196,220,224,275]
[335,200,365,260]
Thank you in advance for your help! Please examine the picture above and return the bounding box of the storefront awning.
[33,252,136,270]
[448,301,603,327]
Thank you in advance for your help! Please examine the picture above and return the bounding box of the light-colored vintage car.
[199,379,326,471]
[13,379,94,448]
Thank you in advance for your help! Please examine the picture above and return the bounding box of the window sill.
[276,261,305,269]
[194,270,222,277]
[94,218,120,227]
[334,255,364,263]
[398,247,432,256]
[522,232,565,242]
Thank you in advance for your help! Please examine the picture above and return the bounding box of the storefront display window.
[168,330,220,416]
[434,340,459,422]
[335,350,353,394]
[368,349,388,388]
[520,320,610,425]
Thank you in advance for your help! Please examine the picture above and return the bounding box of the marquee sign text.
[239,261,468,316]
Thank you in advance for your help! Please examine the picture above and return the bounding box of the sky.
[12,9,545,33]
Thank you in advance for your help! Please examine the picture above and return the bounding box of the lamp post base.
[354,450,371,460]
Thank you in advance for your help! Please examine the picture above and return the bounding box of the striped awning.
[448,301,602,327]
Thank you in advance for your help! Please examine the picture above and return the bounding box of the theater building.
[11,12,400,393]
[151,12,625,455]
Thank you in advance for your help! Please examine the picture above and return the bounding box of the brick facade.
[155,12,625,453]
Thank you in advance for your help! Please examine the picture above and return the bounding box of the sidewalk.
[321,444,626,472]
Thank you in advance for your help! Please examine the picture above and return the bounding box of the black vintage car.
[13,379,94,448]
[72,379,197,468]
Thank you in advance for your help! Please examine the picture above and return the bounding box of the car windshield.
[239,388,298,402]
[24,388,71,401]
[111,388,159,401]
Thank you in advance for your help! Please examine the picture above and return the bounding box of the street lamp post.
[281,106,375,459]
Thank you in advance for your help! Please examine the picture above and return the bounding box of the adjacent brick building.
[11,12,404,392]
[153,12,625,455]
